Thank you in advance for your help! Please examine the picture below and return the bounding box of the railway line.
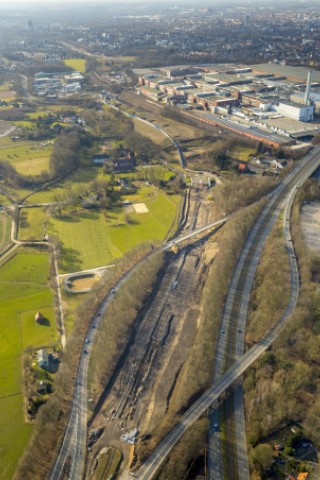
[131,145,320,480]
[49,188,219,480]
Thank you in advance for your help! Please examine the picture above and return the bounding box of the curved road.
[48,215,228,479]
[129,146,320,480]
[49,145,320,480]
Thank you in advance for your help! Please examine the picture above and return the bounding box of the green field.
[0,141,53,175]
[64,58,86,73]
[0,211,11,249]
[231,146,256,162]
[133,118,167,145]
[19,207,48,241]
[0,250,55,479]
[25,168,103,205]
[49,188,180,273]
[13,120,37,130]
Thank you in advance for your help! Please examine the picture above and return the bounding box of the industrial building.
[135,64,320,146]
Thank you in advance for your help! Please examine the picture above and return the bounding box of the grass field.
[133,118,167,145]
[0,141,53,175]
[64,58,86,73]
[231,146,256,162]
[13,120,37,130]
[0,249,55,479]
[0,211,11,249]
[0,84,15,102]
[49,187,180,273]
[19,207,48,241]
[25,168,103,205]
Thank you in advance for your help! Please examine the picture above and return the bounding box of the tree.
[256,141,264,154]
[215,152,231,170]
[251,444,274,473]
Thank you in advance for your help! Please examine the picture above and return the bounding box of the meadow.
[0,140,53,175]
[49,187,180,273]
[63,58,86,73]
[25,168,103,205]
[231,146,256,162]
[132,118,167,145]
[0,83,15,102]
[0,250,55,479]
[0,211,11,250]
[19,207,48,241]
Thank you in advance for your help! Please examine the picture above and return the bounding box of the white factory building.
[276,102,314,122]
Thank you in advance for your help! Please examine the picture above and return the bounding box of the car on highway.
[212,423,219,431]
[221,329,224,334]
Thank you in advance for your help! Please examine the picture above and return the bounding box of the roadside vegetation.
[88,251,166,403]
[244,179,320,479]
[211,174,275,215]
[137,200,266,477]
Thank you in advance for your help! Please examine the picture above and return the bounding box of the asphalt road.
[49,145,320,480]
[130,145,320,480]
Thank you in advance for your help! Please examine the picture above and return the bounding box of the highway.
[49,143,320,480]
[129,145,320,480]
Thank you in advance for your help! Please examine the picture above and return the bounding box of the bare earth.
[133,203,149,213]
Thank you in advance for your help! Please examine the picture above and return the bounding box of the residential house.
[37,348,49,369]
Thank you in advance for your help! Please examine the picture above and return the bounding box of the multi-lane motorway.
[50,144,320,480]
[129,145,320,479]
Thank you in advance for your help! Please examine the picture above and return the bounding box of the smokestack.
[304,70,312,104]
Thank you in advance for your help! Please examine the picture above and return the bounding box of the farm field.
[0,140,53,175]
[0,249,55,479]
[64,58,86,73]
[49,187,180,273]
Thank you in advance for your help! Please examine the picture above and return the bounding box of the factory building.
[276,102,314,122]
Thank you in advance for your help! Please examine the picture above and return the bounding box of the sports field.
[49,188,180,273]
[0,250,56,479]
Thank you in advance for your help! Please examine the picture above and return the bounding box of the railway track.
[134,145,320,480]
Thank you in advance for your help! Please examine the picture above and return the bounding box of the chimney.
[304,70,312,104]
